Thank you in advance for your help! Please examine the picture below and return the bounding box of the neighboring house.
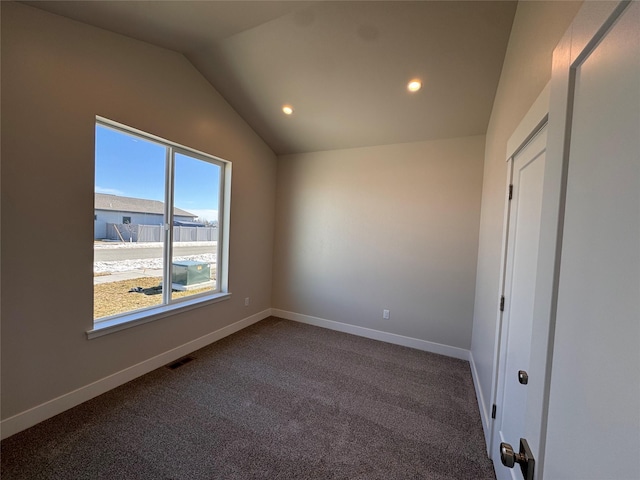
[94,193,197,239]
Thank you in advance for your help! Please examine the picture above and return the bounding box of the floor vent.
[166,356,195,370]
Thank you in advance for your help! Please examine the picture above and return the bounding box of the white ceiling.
[23,1,517,155]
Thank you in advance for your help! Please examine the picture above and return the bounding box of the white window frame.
[88,117,232,339]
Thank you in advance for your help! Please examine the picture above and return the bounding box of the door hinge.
[491,404,497,419]
[508,184,513,200]
[500,295,505,312]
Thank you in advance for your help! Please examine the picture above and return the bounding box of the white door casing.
[538,1,640,478]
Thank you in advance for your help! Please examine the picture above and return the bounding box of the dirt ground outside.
[93,240,217,319]
[94,277,213,319]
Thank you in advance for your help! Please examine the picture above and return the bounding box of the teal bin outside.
[172,260,210,286]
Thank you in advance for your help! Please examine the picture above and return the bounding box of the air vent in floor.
[166,356,195,370]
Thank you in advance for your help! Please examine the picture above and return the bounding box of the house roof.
[95,193,196,218]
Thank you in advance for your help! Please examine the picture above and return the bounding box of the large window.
[92,118,230,334]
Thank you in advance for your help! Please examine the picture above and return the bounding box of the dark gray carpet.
[1,317,495,479]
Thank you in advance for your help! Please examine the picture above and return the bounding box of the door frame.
[489,3,632,478]
[528,2,633,478]
[488,82,551,460]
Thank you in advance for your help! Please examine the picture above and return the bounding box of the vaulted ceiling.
[24,1,517,155]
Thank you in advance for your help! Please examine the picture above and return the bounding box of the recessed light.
[282,105,294,115]
[407,79,422,92]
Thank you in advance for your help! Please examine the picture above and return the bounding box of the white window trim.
[87,292,232,339]
[88,116,232,339]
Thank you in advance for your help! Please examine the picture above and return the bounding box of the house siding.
[94,210,193,239]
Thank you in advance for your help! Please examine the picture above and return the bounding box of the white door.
[492,126,547,480]
[540,1,640,478]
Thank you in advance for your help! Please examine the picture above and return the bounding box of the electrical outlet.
[383,309,390,320]
[244,297,250,307]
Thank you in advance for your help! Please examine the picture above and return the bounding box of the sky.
[95,125,220,222]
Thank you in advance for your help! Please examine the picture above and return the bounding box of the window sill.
[87,292,232,339]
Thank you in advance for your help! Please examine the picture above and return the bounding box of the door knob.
[500,438,535,480]
[500,442,518,468]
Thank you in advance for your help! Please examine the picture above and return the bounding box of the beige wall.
[1,0,587,437]
[1,3,277,419]
[273,136,485,349]
[470,1,583,432]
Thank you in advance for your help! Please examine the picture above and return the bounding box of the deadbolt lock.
[518,370,529,385]
[500,438,535,480]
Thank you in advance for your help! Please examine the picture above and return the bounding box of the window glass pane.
[94,124,167,321]
[171,152,220,301]
[93,119,230,330]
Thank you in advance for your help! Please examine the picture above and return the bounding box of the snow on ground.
[93,241,217,273]
[94,254,216,274]
[94,241,216,249]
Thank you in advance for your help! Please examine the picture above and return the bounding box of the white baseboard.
[0,309,271,440]
[272,309,470,361]
[469,350,491,454]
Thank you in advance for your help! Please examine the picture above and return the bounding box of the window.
[92,118,230,335]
